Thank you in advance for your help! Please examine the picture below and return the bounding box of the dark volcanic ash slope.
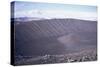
[13,18,97,56]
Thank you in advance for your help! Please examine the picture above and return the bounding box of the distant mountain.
[11,17,45,22]
[11,17,97,22]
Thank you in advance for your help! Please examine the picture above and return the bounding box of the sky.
[11,1,97,20]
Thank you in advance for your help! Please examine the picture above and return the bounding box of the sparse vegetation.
[14,48,97,65]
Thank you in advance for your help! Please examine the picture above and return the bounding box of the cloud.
[15,9,97,21]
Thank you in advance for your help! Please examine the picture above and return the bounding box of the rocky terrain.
[11,18,97,65]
